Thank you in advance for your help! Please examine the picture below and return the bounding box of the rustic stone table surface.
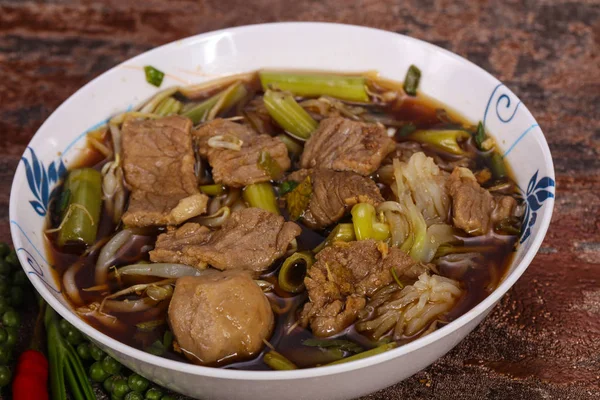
[1,1,599,399]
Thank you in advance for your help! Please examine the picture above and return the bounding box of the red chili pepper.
[12,350,49,400]
[12,300,49,400]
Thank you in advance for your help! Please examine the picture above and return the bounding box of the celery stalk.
[243,182,280,215]
[260,71,369,102]
[183,82,247,124]
[263,89,318,139]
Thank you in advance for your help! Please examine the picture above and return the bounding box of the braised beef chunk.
[300,117,395,175]
[150,208,301,273]
[169,271,274,365]
[300,240,430,337]
[193,119,291,187]
[447,167,517,235]
[289,169,384,229]
[121,116,208,227]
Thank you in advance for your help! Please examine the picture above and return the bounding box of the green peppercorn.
[145,388,163,400]
[125,392,144,400]
[112,378,131,398]
[89,361,110,382]
[0,282,9,296]
[8,287,24,307]
[0,328,7,344]
[77,343,91,360]
[89,343,105,361]
[0,243,9,258]
[12,270,27,286]
[0,347,11,364]
[0,298,8,315]
[102,355,122,375]
[2,309,20,328]
[128,373,149,393]
[65,327,83,345]
[160,395,176,400]
[5,328,17,347]
[0,260,11,277]
[5,251,18,267]
[0,365,11,387]
[104,375,121,393]
[59,319,71,336]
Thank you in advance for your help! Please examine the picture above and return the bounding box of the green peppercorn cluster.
[0,244,32,387]
[57,319,176,400]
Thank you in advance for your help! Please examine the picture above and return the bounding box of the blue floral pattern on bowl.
[483,83,555,244]
[520,171,555,243]
[22,147,67,217]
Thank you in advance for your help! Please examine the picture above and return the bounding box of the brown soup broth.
[46,76,521,370]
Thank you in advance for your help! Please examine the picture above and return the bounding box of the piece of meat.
[300,117,395,175]
[168,271,274,365]
[121,116,208,227]
[150,207,301,273]
[289,169,384,229]
[193,119,291,187]
[300,240,430,337]
[447,167,517,235]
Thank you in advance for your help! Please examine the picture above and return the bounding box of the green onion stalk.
[57,168,103,247]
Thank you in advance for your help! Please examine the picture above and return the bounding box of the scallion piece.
[313,223,355,253]
[397,123,417,137]
[263,351,297,370]
[326,342,397,366]
[259,71,369,103]
[474,121,486,150]
[183,82,247,125]
[263,89,318,140]
[144,66,165,87]
[403,65,421,96]
[351,203,390,241]
[277,134,304,156]
[243,182,280,215]
[199,184,226,196]
[408,129,470,155]
[488,152,507,179]
[278,251,314,293]
[302,339,363,354]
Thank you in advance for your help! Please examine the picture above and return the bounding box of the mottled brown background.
[1,0,599,399]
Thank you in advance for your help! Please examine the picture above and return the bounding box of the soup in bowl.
[9,23,554,400]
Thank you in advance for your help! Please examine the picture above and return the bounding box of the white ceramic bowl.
[9,22,555,400]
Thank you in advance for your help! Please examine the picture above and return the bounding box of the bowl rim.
[9,21,555,381]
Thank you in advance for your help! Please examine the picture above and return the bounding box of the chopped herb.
[286,176,312,220]
[488,152,507,180]
[144,340,165,356]
[143,330,172,356]
[403,65,421,96]
[397,123,417,137]
[135,319,165,332]
[474,121,486,150]
[144,66,165,87]
[494,216,521,236]
[279,181,299,196]
[258,150,283,179]
[303,339,364,354]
